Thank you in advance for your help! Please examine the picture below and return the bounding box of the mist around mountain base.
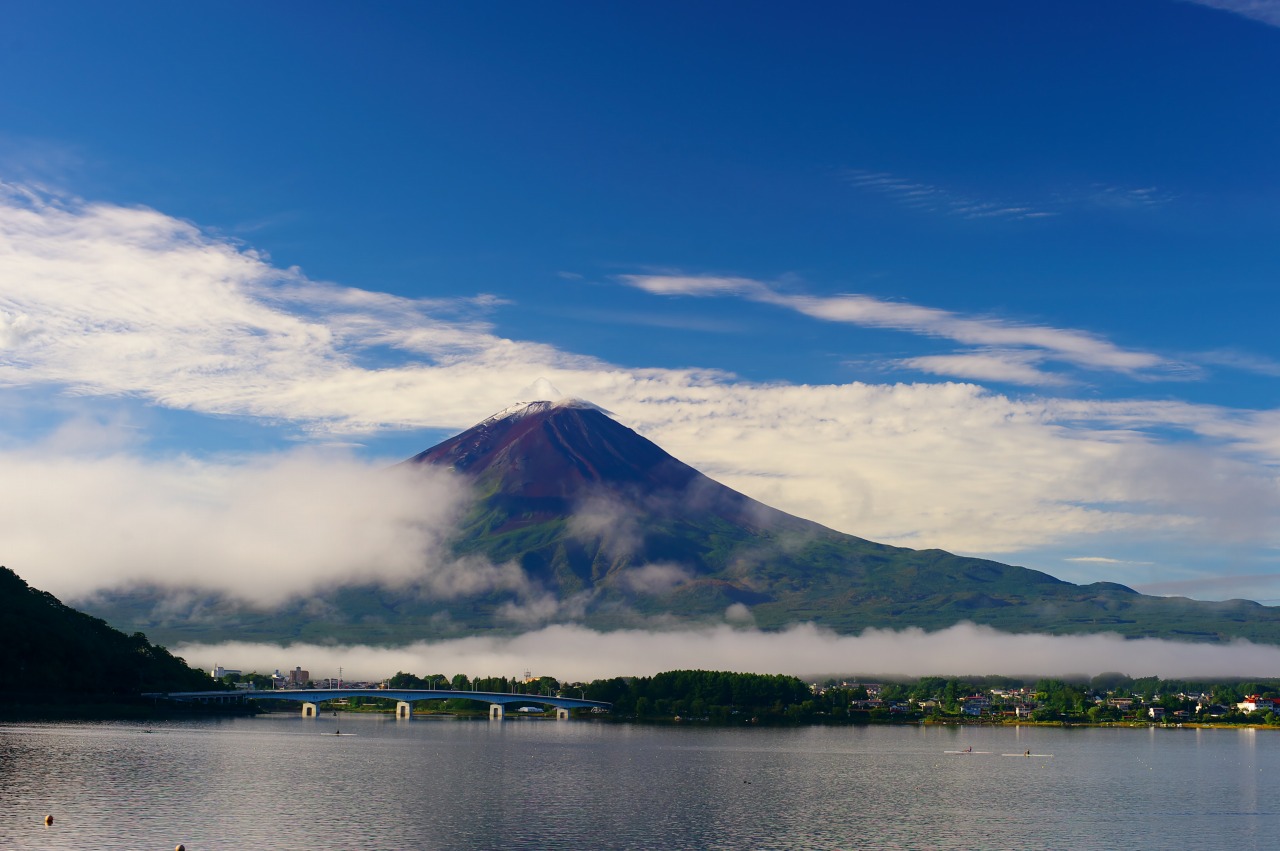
[24,400,1280,678]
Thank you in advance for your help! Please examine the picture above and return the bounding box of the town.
[805,677,1280,726]
[206,665,1280,726]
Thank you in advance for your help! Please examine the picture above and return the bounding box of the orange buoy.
[176,844,186,851]
[43,814,53,826]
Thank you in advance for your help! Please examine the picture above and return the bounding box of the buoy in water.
[43,815,53,826]
[176,844,186,851]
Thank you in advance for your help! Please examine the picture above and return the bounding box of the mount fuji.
[80,399,1280,646]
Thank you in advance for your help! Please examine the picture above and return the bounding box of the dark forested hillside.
[0,565,218,699]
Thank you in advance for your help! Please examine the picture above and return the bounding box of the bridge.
[151,688,611,720]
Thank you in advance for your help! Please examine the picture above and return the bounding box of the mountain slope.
[405,399,824,593]
[79,400,1280,646]
[400,400,1280,643]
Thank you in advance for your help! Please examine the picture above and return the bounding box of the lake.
[2,714,1276,849]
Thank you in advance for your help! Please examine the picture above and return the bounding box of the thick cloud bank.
[0,448,473,605]
[176,622,1280,682]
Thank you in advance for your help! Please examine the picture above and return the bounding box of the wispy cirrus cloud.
[1087,183,1177,210]
[896,351,1071,387]
[1182,0,1280,27]
[0,134,85,186]
[619,272,1178,383]
[843,170,1054,220]
[1198,349,1280,377]
[845,169,1177,220]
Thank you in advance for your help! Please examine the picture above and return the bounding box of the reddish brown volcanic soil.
[406,400,808,533]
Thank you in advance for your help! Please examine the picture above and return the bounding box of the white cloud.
[612,383,1280,554]
[617,274,758,298]
[565,494,644,559]
[898,351,1069,387]
[618,273,1172,376]
[495,591,593,626]
[0,182,593,434]
[618,563,694,594]
[2,184,1279,583]
[0,446,483,605]
[0,308,35,347]
[176,622,1280,682]
[1199,349,1280,377]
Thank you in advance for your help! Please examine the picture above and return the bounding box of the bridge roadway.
[153,688,611,720]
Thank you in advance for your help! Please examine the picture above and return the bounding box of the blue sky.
[1,0,1279,613]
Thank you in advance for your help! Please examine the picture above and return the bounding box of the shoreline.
[0,698,257,722]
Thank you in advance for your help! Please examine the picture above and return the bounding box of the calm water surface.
[1,714,1276,849]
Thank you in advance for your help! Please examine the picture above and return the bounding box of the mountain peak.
[485,397,612,426]
[406,399,804,535]
[409,398,687,493]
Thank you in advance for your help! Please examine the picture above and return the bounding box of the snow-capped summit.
[477,397,612,431]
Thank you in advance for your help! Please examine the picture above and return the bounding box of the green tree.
[242,672,274,690]
[942,679,960,713]
[388,671,425,689]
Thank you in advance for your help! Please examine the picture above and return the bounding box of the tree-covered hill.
[0,565,218,699]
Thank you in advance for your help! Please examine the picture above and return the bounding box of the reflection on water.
[2,715,1278,850]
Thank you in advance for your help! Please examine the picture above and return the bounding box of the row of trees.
[386,671,562,695]
[238,663,1280,725]
[585,670,813,721]
[374,668,817,721]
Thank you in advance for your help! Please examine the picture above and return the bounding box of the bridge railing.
[154,687,610,712]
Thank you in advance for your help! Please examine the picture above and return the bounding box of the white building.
[1237,695,1275,713]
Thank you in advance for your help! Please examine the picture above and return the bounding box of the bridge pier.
[153,688,609,718]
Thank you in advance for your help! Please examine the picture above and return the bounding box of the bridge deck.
[152,687,609,711]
